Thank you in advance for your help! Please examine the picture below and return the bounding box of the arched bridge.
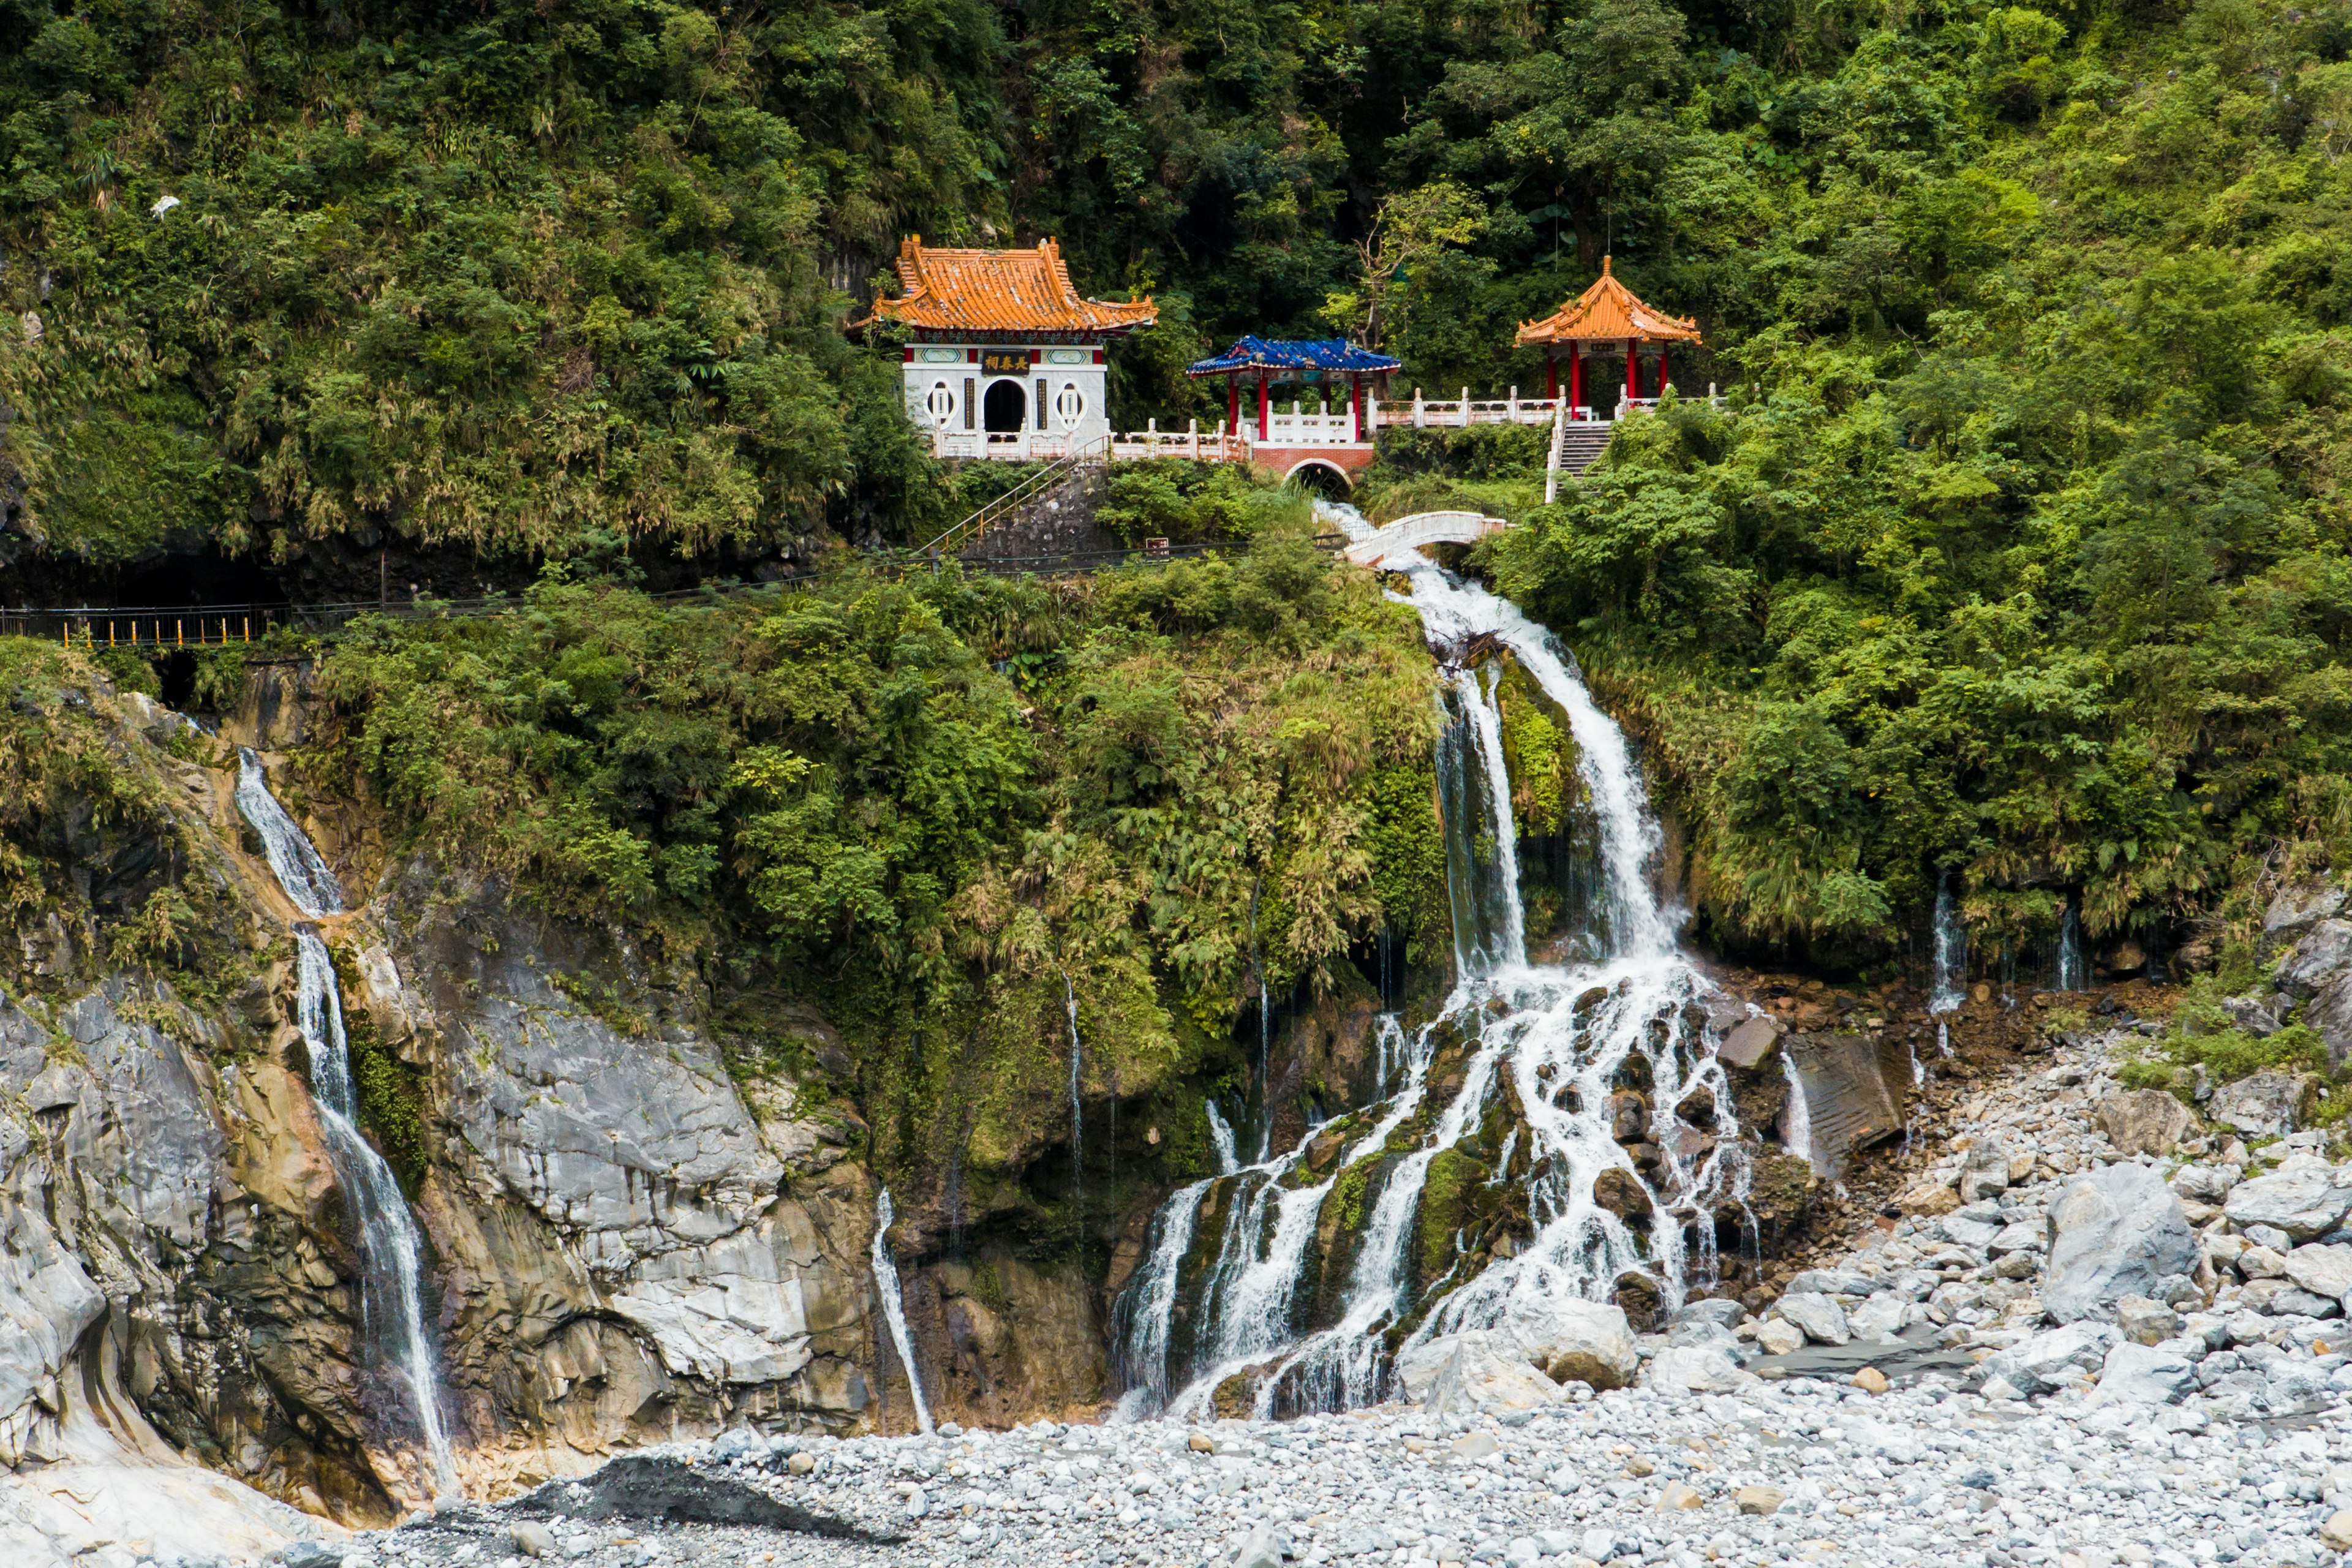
[1341,511,1511,569]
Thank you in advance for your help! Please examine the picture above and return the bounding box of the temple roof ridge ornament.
[1514,255,1702,347]
[856,236,1158,336]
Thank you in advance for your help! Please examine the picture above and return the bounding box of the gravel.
[268,1030,2352,1568]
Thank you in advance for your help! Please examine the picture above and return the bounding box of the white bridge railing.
[925,384,1723,462]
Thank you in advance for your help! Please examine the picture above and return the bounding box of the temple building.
[1515,257,1702,419]
[858,236,1156,459]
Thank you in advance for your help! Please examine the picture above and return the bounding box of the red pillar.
[1569,345,1583,414]
[1545,352,1558,402]
[1352,375,1364,442]
[1626,338,1640,401]
[1228,374,1240,436]
[1257,372,1270,442]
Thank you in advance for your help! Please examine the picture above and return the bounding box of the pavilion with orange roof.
[1515,257,1701,420]
[858,236,1156,460]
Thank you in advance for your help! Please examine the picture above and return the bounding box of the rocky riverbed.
[178,1022,2352,1568]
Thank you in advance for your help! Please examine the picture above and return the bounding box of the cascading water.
[1110,508,1758,1420]
[1061,968,1084,1200]
[2056,903,2087,992]
[1205,1100,1240,1175]
[1781,1052,1819,1175]
[1930,875,1966,1057]
[870,1188,935,1436]
[233,750,458,1498]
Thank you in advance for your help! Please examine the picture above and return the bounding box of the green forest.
[6,0,2352,966]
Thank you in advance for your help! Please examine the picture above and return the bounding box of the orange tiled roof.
[1515,257,1700,347]
[857,236,1158,336]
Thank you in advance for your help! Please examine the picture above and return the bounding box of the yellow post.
[176,619,184,648]
[243,617,249,644]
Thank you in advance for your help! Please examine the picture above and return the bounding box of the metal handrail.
[913,433,1110,558]
[2,533,1359,649]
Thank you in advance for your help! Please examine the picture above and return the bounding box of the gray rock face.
[2281,919,2352,997]
[2266,884,2348,937]
[2206,1069,2319,1140]
[2280,919,2352,1069]
[2041,1163,2199,1324]
[2223,1156,2352,1241]
[2094,1089,2198,1156]
[0,1204,105,1464]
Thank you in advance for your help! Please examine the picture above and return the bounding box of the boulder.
[1499,1297,1640,1390]
[1959,1137,2012,1203]
[1787,1035,1902,1173]
[2222,1156,2352,1241]
[1422,1331,1566,1417]
[2042,1163,2200,1324]
[2284,1242,2352,1301]
[2206,1070,2319,1140]
[1773,1292,1850,1346]
[2280,919,2352,998]
[1845,1294,1909,1343]
[1983,1322,2119,1396]
[2266,884,2348,938]
[1231,1525,1289,1568]
[1668,1298,1747,1336]
[2220,998,2282,1038]
[1718,1017,1784,1071]
[2170,1163,2240,1204]
[1645,1330,1753,1393]
[1782,1268,1880,1297]
[2095,1089,2199,1156]
[2087,1342,2196,1406]
[1894,1180,1961,1217]
[1753,1317,1804,1356]
[2115,1295,2182,1345]
[1939,1213,2005,1250]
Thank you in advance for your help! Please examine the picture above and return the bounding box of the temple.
[1515,257,1702,420]
[859,236,1157,459]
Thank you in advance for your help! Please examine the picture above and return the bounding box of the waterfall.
[1061,968,1084,1200]
[1779,1051,1819,1175]
[1205,1099,1239,1175]
[1929,876,1967,1014]
[870,1189,935,1436]
[233,750,457,1498]
[1110,506,1760,1419]
[1110,1181,1211,1417]
[2056,902,2086,992]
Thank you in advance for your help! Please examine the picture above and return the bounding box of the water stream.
[1061,968,1084,1201]
[1930,875,1966,1058]
[234,750,458,1498]
[870,1188,935,1436]
[1110,508,1754,1419]
[2056,903,2087,992]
